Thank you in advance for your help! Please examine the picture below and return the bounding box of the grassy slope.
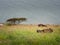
[0,25,60,45]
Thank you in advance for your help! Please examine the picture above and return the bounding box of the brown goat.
[38,24,47,27]
[43,28,53,33]
[37,30,44,33]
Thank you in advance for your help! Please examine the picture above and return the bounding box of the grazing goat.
[37,30,43,33]
[43,28,53,33]
[38,24,47,27]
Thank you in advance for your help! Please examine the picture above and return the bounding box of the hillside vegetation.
[0,24,60,45]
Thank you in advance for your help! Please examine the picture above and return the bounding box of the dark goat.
[43,28,53,33]
[38,24,47,27]
[37,30,44,33]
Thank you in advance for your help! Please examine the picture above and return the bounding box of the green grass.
[0,25,60,45]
